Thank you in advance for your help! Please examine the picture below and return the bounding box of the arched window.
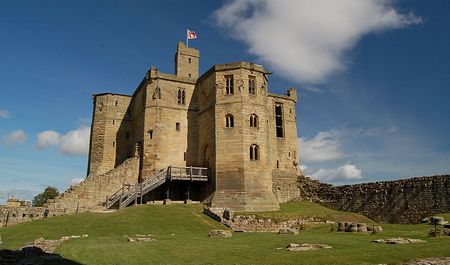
[177,88,185,105]
[225,114,234,128]
[250,114,258,128]
[153,86,161,100]
[250,144,259,160]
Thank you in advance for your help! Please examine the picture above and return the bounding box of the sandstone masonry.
[81,42,300,212]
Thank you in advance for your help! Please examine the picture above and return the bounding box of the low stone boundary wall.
[0,206,65,227]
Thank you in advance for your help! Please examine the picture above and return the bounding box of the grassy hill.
[1,202,450,265]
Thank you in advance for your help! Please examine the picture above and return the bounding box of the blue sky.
[1,0,449,202]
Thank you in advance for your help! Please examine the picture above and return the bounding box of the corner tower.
[174,41,199,79]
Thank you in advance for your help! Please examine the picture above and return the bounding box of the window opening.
[149,130,153,139]
[249,76,256,95]
[250,144,259,160]
[225,75,234,95]
[178,88,186,105]
[225,114,234,128]
[250,114,258,128]
[176,122,180,131]
[275,104,284,137]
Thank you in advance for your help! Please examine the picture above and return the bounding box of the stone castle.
[2,42,449,227]
[52,41,300,212]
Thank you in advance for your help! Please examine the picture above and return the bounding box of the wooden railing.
[169,166,208,181]
[105,183,139,209]
[105,165,208,209]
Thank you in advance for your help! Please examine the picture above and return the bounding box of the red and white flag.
[187,29,197,40]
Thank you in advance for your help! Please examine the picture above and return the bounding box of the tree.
[33,186,59,207]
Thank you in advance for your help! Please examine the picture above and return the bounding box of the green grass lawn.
[1,203,449,265]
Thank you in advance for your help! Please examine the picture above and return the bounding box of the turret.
[287,87,297,103]
[174,41,200,79]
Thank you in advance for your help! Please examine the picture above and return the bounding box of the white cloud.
[214,0,421,84]
[36,126,90,156]
[298,130,348,163]
[356,126,398,136]
[59,126,90,155]
[298,125,399,163]
[2,129,26,146]
[310,164,363,182]
[0,110,10,119]
[70,178,84,186]
[36,130,61,149]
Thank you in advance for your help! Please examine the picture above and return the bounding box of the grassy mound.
[236,201,373,223]
[1,204,449,265]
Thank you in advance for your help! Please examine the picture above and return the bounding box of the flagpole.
[186,29,189,47]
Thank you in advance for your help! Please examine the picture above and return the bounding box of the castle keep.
[86,42,300,211]
[4,43,449,226]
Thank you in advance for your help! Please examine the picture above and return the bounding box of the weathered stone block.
[208,230,232,237]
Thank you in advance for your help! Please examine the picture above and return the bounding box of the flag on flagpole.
[187,29,198,40]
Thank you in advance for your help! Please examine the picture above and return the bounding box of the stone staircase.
[45,156,140,214]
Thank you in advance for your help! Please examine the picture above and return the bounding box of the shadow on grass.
[0,247,83,265]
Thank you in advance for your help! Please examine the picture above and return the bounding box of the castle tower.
[196,62,282,211]
[87,93,131,177]
[174,41,199,79]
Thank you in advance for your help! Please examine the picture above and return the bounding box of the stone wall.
[300,175,450,224]
[46,156,140,214]
[1,206,45,227]
[142,70,196,177]
[272,170,302,203]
